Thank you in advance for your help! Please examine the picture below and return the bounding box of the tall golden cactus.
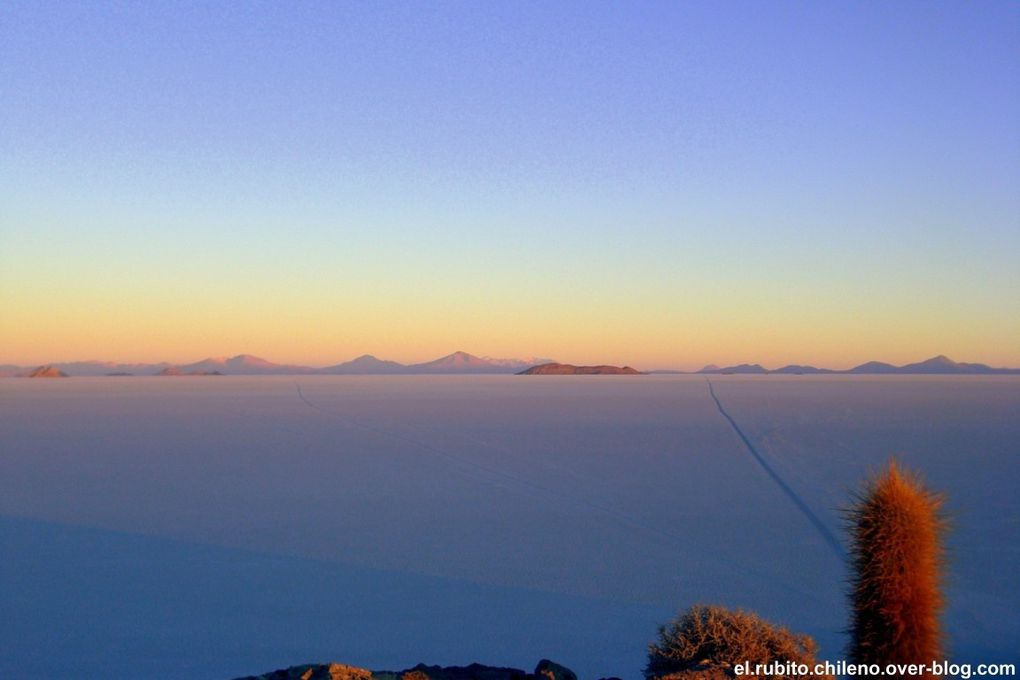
[848,460,946,670]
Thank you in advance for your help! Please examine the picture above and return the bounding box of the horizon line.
[4,350,1020,375]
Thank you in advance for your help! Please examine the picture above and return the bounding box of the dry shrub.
[847,460,946,672]
[645,605,824,679]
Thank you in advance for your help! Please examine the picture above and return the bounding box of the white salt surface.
[1,375,1017,678]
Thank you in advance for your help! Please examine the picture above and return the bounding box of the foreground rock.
[518,363,642,375]
[233,659,577,680]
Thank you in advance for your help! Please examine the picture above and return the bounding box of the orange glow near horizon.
[3,271,1018,370]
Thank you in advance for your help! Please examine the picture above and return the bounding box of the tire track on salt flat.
[706,379,845,562]
[293,381,820,597]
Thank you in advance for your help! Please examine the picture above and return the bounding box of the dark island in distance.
[25,365,69,378]
[157,366,225,377]
[5,352,1019,377]
[518,363,643,375]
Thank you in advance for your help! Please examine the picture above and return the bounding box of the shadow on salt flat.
[0,515,670,680]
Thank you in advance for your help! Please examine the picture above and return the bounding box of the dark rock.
[234,662,373,680]
[233,661,577,680]
[535,660,577,680]
[398,663,531,680]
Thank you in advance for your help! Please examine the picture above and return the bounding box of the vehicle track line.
[706,379,845,562]
[293,382,818,589]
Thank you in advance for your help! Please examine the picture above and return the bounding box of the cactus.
[847,460,946,669]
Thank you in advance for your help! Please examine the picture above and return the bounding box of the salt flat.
[1,375,1017,679]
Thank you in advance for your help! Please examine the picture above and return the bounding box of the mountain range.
[688,355,1020,375]
[0,351,556,377]
[3,353,1018,378]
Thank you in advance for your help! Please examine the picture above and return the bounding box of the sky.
[2,1,1018,370]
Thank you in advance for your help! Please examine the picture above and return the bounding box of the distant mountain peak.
[417,351,489,368]
[230,354,279,367]
[849,360,899,373]
[320,354,406,374]
[773,364,832,374]
[174,354,316,375]
[408,351,536,373]
[699,363,768,374]
[441,351,483,364]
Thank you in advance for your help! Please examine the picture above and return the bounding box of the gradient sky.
[2,1,1018,370]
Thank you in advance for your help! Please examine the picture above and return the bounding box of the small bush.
[645,605,824,679]
[847,460,946,669]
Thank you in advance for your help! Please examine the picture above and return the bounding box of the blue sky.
[2,1,1018,367]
